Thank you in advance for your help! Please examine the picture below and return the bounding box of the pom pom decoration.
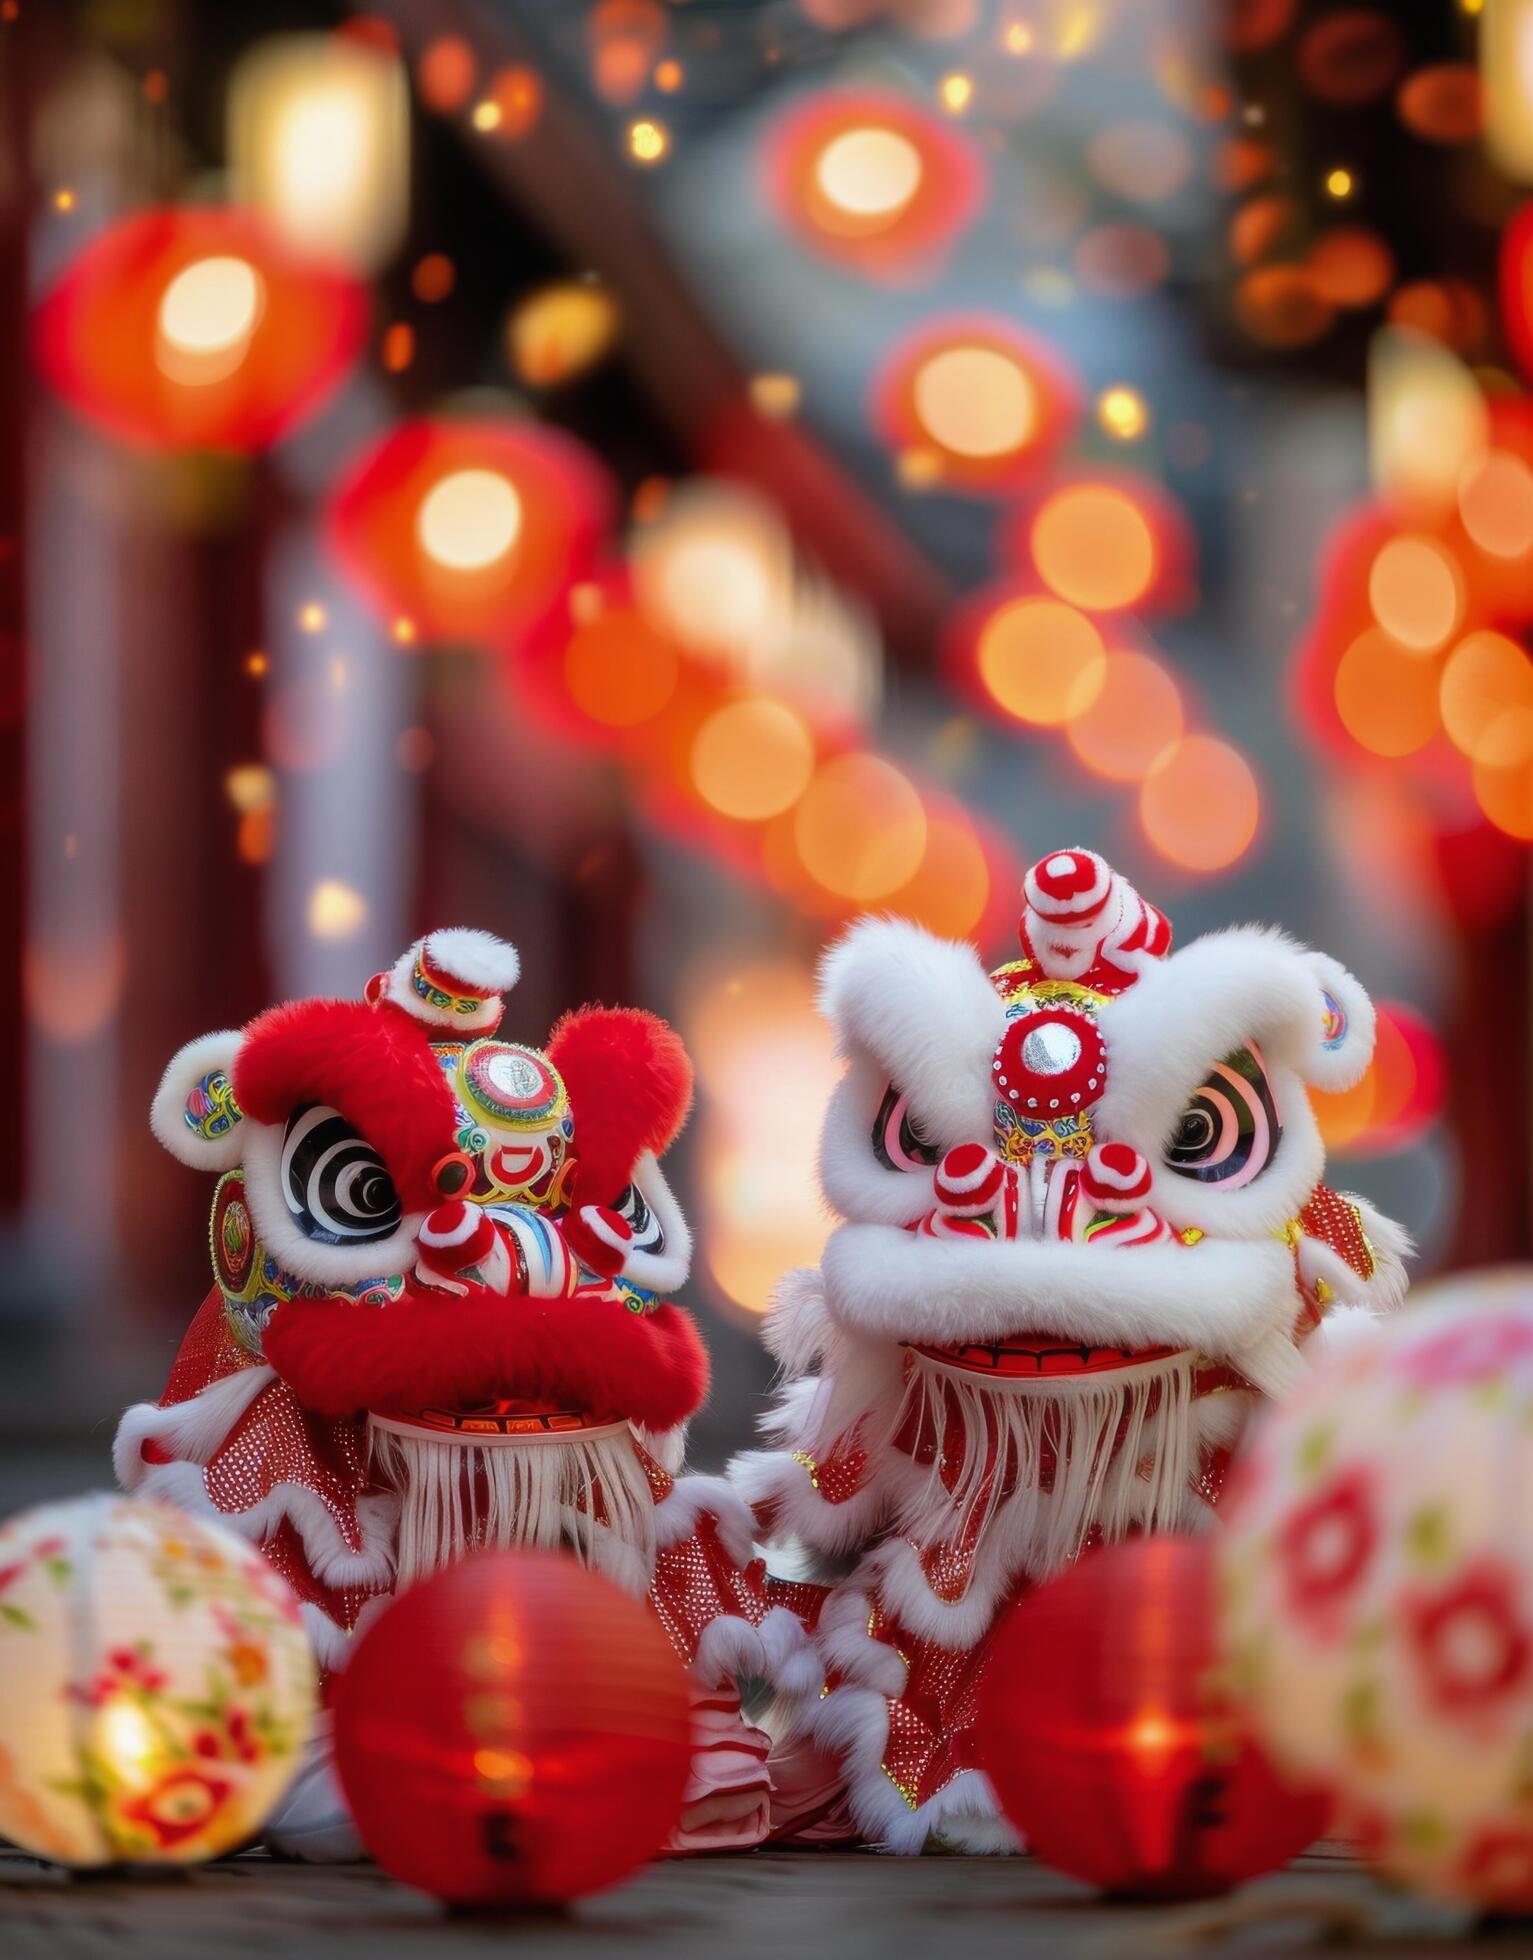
[978,1536,1330,1897]
[1220,1273,1533,1911]
[0,1494,317,1866]
[332,1548,692,1906]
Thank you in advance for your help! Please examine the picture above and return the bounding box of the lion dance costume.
[734,848,1409,1852]
[116,930,815,1858]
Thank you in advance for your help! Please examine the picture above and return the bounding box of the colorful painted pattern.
[1221,1282,1533,1909]
[0,1494,316,1866]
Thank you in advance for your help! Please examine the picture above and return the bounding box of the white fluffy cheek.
[239,1122,426,1290]
[819,1064,936,1227]
[1136,1075,1325,1240]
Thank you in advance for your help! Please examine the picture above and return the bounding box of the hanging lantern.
[34,206,367,453]
[873,316,1078,493]
[0,1493,317,1866]
[978,1536,1329,1898]
[763,88,984,281]
[331,1547,690,1906]
[1221,1277,1533,1910]
[327,417,615,646]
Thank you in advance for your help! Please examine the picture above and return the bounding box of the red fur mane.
[547,1005,693,1204]
[233,998,458,1212]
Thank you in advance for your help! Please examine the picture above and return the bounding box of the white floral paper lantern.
[1220,1274,1533,1909]
[0,1493,317,1865]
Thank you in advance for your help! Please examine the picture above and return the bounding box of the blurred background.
[1,0,1529,1503]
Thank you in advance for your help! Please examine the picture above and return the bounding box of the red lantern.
[34,207,367,452]
[977,1536,1329,1899]
[327,417,614,646]
[332,1548,691,1908]
[763,89,983,282]
[1501,203,1533,386]
[872,315,1079,494]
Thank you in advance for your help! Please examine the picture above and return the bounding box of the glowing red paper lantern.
[977,1536,1329,1899]
[327,417,615,645]
[873,316,1078,493]
[34,207,367,452]
[1501,204,1533,387]
[763,88,983,281]
[332,1549,691,1908]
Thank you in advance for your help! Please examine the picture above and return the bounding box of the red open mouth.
[909,1336,1185,1380]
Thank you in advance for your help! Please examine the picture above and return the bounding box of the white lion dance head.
[737,848,1409,1854]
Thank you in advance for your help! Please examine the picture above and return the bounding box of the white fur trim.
[617,1152,692,1296]
[150,1030,247,1170]
[422,927,520,993]
[128,1457,398,1590]
[1304,1304,1387,1373]
[655,1472,757,1567]
[819,1060,937,1227]
[241,1120,428,1289]
[1098,925,1373,1154]
[301,1604,355,1675]
[762,1266,833,1377]
[818,917,1004,1150]
[819,1221,1299,1358]
[114,1367,276,1489]
[807,1679,1017,1854]
[1343,1192,1412,1309]
[693,1607,824,1700]
[635,1422,688,1476]
[383,928,517,1032]
[579,1204,629,1253]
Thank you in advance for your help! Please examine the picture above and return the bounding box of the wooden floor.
[0,1846,1507,1957]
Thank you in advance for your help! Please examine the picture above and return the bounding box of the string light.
[628,119,669,163]
[1325,167,1354,199]
[1096,386,1148,440]
[939,72,973,115]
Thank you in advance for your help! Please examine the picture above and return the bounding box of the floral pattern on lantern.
[1221,1271,1533,1909]
[0,1493,317,1866]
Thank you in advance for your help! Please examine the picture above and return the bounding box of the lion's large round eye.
[1165,1046,1281,1187]
[871,1082,940,1172]
[282,1104,402,1244]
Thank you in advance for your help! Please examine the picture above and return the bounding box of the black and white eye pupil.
[1165,1046,1281,1188]
[614,1181,665,1254]
[282,1104,402,1245]
[872,1082,941,1171]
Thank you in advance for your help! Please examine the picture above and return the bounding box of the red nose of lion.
[1081,1142,1152,1213]
[418,1200,498,1270]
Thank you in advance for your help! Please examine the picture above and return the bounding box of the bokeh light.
[1096,386,1148,440]
[1066,649,1183,780]
[1333,628,1443,757]
[416,469,523,572]
[686,961,838,1319]
[1439,631,1533,767]
[690,697,815,820]
[308,878,368,939]
[1459,451,1533,559]
[1085,122,1193,204]
[876,318,1076,491]
[884,807,993,939]
[36,206,366,452]
[1235,265,1334,349]
[1031,483,1157,611]
[765,88,983,279]
[973,594,1105,726]
[1367,535,1462,651]
[155,256,264,386]
[792,753,927,900]
[328,418,613,644]
[1311,1000,1445,1154]
[1306,227,1395,308]
[562,607,678,728]
[507,283,619,387]
[1397,63,1482,145]
[630,482,791,666]
[1139,735,1259,872]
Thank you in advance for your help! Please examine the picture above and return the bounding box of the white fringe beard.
[368,1421,659,1598]
[891,1346,1201,1582]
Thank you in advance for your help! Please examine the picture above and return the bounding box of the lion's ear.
[149,1031,248,1170]
[1292,951,1376,1093]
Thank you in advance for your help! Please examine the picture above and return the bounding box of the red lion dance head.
[118,931,816,1857]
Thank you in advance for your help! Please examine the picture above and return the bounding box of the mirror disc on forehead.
[459,1040,569,1131]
